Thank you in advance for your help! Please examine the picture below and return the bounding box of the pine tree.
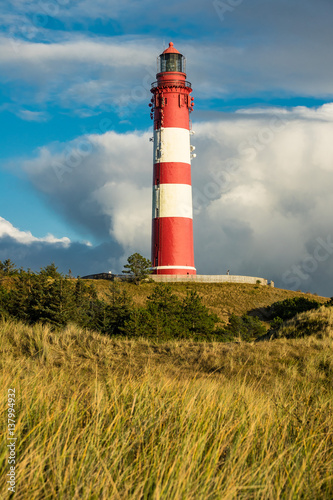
[222,313,266,341]
[7,269,34,323]
[0,284,9,319]
[40,262,62,279]
[74,279,100,329]
[182,290,219,336]
[14,269,77,328]
[37,276,75,327]
[103,282,133,335]
[122,253,152,284]
[143,285,183,338]
[0,259,17,276]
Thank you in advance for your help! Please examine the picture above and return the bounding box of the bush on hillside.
[268,297,320,323]
[82,283,133,336]
[219,313,266,341]
[125,285,220,340]
[0,266,222,341]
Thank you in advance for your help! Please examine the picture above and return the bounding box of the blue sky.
[1,0,333,295]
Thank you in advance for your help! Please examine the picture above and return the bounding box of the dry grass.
[274,305,333,340]
[1,318,333,499]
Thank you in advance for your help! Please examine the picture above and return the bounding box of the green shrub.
[268,297,320,322]
[325,297,333,308]
[124,286,220,341]
[219,313,266,341]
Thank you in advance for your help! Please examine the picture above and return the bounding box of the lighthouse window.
[160,53,185,73]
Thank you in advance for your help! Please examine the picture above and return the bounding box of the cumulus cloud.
[15,103,333,296]
[191,104,333,295]
[23,129,153,253]
[0,217,71,246]
[0,217,124,276]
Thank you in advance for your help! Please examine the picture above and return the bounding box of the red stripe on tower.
[150,42,196,275]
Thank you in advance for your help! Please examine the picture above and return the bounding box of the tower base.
[152,267,196,275]
[149,274,270,285]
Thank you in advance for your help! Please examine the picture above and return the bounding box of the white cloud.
[0,36,153,66]
[94,182,151,249]
[0,34,157,111]
[16,109,49,121]
[1,0,333,294]
[20,103,333,295]
[23,129,152,253]
[1,25,333,114]
[1,0,139,21]
[0,217,71,246]
[191,105,333,293]
[0,216,123,277]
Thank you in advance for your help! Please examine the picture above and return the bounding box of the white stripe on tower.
[154,127,191,164]
[152,183,193,219]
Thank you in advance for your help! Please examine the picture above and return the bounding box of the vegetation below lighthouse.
[1,259,333,498]
[0,258,328,342]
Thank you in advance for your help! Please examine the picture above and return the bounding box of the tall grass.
[274,305,333,340]
[1,318,333,499]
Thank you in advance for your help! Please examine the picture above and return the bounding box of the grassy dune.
[272,305,333,340]
[1,314,333,499]
[91,281,328,323]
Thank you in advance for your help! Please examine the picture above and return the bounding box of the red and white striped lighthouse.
[150,42,196,275]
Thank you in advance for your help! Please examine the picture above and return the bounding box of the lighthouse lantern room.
[150,42,196,275]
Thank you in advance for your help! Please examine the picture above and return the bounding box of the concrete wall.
[150,274,270,286]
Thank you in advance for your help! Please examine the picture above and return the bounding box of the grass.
[271,305,333,340]
[1,317,333,499]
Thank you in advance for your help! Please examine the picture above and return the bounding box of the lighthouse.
[150,42,196,275]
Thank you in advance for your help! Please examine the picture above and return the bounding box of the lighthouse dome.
[162,42,180,54]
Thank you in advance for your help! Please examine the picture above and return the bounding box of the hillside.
[89,280,329,323]
[1,272,329,343]
[1,272,328,325]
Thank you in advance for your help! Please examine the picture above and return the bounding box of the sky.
[1,0,333,296]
